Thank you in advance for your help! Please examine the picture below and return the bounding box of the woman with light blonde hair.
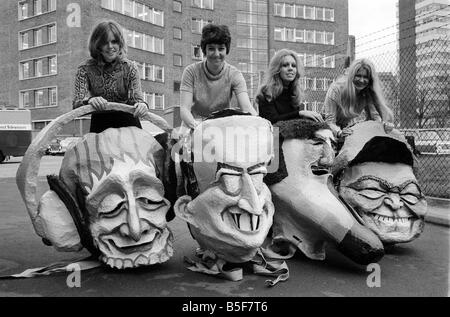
[324,58,394,138]
[256,48,323,124]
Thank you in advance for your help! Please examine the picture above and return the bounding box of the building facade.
[398,0,450,128]
[0,0,350,136]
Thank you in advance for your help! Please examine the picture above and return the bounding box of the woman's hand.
[88,97,108,111]
[338,127,353,138]
[299,110,324,122]
[134,102,148,118]
[383,121,395,133]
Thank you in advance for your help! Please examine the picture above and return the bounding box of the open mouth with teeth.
[311,164,330,176]
[365,213,417,224]
[221,207,261,232]
[106,231,160,255]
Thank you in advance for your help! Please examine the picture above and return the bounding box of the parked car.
[46,137,82,155]
[402,129,450,155]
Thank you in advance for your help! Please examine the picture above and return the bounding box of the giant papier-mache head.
[16,104,174,269]
[333,121,427,245]
[174,111,275,263]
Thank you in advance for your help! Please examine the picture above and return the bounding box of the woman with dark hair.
[256,48,323,124]
[73,21,148,133]
[180,24,257,129]
[323,58,394,139]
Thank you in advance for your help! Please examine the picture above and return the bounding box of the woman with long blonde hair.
[324,58,394,138]
[256,49,323,124]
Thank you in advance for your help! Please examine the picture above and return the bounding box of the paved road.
[0,157,448,297]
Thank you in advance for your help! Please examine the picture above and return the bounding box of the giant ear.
[36,190,82,252]
[16,103,171,244]
[174,195,194,224]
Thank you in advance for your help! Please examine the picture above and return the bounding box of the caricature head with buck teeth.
[59,127,173,268]
[335,121,427,245]
[174,112,275,263]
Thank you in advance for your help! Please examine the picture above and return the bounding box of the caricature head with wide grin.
[59,127,173,268]
[334,121,427,245]
[174,112,275,263]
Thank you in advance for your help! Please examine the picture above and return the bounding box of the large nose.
[119,196,142,242]
[238,174,263,215]
[384,193,404,210]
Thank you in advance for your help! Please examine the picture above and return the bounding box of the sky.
[348,0,398,70]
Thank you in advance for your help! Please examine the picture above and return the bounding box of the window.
[33,121,51,130]
[20,91,30,108]
[48,0,56,11]
[20,32,29,49]
[192,0,213,9]
[34,59,43,77]
[324,8,334,21]
[315,7,324,20]
[285,28,295,42]
[153,10,163,26]
[274,28,283,41]
[295,29,304,42]
[124,0,133,16]
[34,28,42,46]
[48,24,56,42]
[192,18,212,33]
[315,31,325,44]
[285,4,295,18]
[325,32,334,45]
[192,45,203,60]
[49,56,57,74]
[324,56,335,68]
[135,32,143,49]
[295,5,304,18]
[124,28,164,54]
[274,3,284,16]
[35,89,44,107]
[154,37,164,54]
[305,30,315,43]
[174,81,181,92]
[173,1,182,12]
[304,6,314,19]
[18,2,28,19]
[173,54,182,66]
[154,94,164,110]
[173,27,182,40]
[154,66,164,82]
[34,0,42,15]
[21,62,30,79]
[114,0,122,12]
[49,87,57,105]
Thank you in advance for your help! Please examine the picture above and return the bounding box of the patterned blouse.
[73,58,146,133]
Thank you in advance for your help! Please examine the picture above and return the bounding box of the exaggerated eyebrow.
[399,180,421,194]
[347,176,392,191]
[247,162,266,173]
[217,162,243,173]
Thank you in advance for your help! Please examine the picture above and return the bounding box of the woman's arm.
[323,86,343,137]
[180,90,198,129]
[128,62,149,117]
[236,92,257,115]
[72,67,92,109]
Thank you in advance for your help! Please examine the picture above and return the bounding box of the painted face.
[180,162,274,262]
[353,67,370,91]
[85,157,172,268]
[339,162,426,244]
[100,31,120,63]
[279,55,297,85]
[59,128,173,269]
[205,43,226,71]
[175,115,275,263]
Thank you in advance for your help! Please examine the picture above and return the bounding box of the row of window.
[124,28,164,54]
[101,0,164,27]
[274,3,335,22]
[301,77,335,91]
[20,86,57,109]
[18,0,56,20]
[19,23,56,50]
[297,53,335,69]
[20,55,57,80]
[143,92,165,110]
[191,0,214,10]
[274,27,335,45]
[133,61,164,82]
